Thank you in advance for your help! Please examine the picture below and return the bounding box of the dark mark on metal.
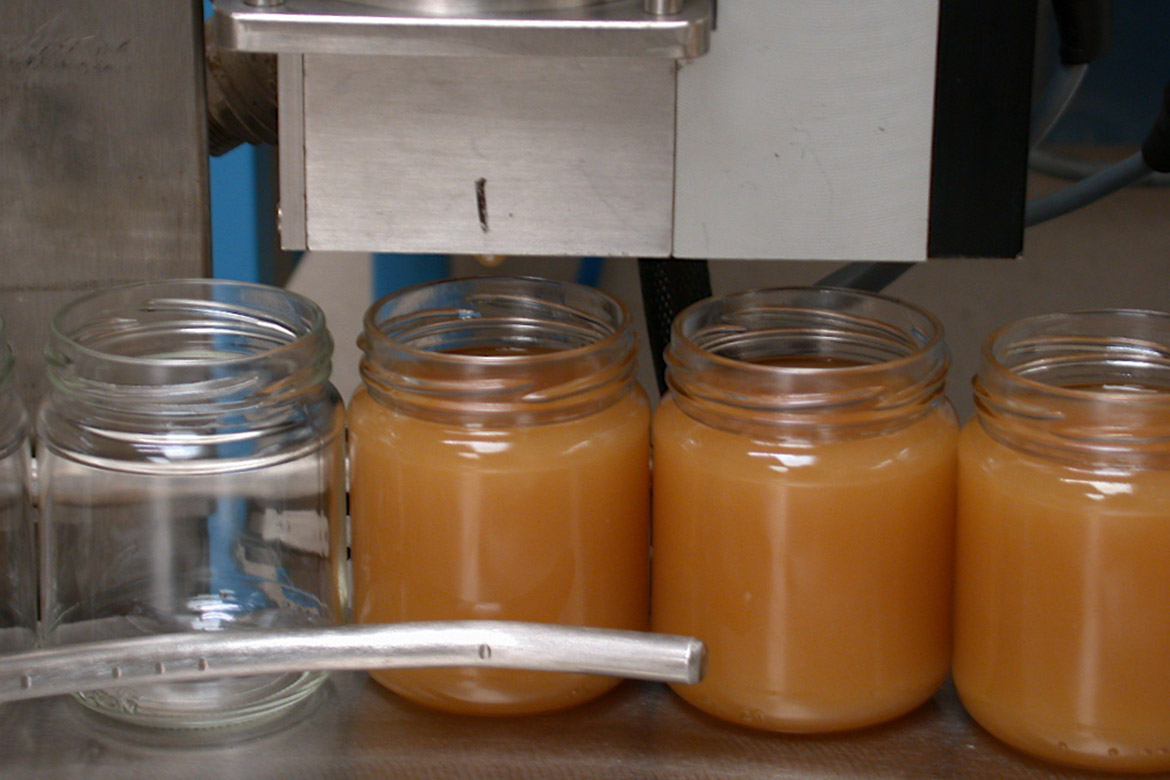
[0,279,150,294]
[476,178,489,233]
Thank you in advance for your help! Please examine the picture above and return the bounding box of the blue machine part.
[209,146,270,282]
[372,254,450,299]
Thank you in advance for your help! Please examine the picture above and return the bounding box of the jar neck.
[43,280,334,425]
[974,310,1170,468]
[360,277,637,426]
[666,287,948,441]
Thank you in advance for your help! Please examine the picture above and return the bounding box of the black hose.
[1050,0,1112,65]
[814,262,914,293]
[638,259,712,395]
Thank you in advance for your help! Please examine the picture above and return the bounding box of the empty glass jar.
[37,280,346,730]
[0,320,35,658]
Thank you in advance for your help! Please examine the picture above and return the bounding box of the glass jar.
[651,287,958,733]
[37,280,346,730]
[350,276,650,715]
[955,310,1170,773]
[0,321,35,658]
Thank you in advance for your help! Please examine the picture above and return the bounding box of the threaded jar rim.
[665,286,949,437]
[980,308,1170,401]
[359,276,637,425]
[44,279,333,412]
[975,308,1170,465]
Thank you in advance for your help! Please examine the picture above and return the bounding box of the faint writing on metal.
[1,34,132,74]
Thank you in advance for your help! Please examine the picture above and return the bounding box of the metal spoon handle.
[0,621,706,705]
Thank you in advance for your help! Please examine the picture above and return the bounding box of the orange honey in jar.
[955,310,1170,773]
[652,287,958,733]
[349,277,650,715]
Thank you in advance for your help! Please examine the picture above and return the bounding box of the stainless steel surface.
[1,675,1153,779]
[0,0,210,408]
[0,622,705,705]
[214,0,711,59]
[643,0,681,17]
[351,0,607,17]
[277,54,308,250]
[294,54,675,255]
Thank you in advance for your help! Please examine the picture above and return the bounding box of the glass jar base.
[668,679,941,734]
[74,671,328,731]
[959,691,1170,774]
[369,667,622,716]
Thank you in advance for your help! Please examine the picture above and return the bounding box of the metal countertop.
[3,674,1162,779]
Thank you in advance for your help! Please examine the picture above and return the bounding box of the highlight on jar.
[35,279,348,730]
[954,309,1170,774]
[651,287,958,733]
[349,276,654,715]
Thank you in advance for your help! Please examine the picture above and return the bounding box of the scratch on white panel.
[792,125,836,219]
[577,158,634,229]
[805,146,836,216]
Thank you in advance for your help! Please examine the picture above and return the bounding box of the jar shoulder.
[349,384,649,465]
[959,418,1170,509]
[654,395,957,480]
[37,385,344,470]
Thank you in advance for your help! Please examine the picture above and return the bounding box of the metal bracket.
[213,0,711,58]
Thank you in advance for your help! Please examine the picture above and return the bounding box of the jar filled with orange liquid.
[349,276,650,715]
[651,287,957,733]
[955,310,1170,774]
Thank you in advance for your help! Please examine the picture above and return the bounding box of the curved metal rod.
[0,621,706,705]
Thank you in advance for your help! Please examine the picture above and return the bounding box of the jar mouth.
[976,309,1170,464]
[675,287,942,375]
[51,280,327,370]
[360,276,636,424]
[45,280,333,408]
[362,276,628,363]
[984,309,1170,402]
[665,287,948,434]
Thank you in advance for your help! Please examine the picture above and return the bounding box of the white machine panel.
[673,1,940,261]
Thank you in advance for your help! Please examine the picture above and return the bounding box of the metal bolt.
[644,0,682,16]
